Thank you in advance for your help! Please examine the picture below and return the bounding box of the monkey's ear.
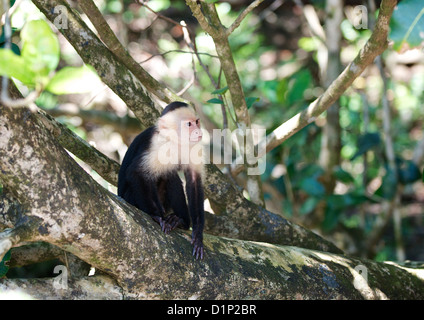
[158,117,168,131]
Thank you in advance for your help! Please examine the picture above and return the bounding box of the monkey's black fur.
[118,102,205,259]
[160,101,189,116]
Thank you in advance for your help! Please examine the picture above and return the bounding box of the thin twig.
[294,0,325,43]
[176,74,195,96]
[138,49,218,64]
[227,0,265,36]
[139,0,181,26]
[181,19,233,127]
[0,0,22,24]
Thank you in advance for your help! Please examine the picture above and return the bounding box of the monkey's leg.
[126,175,168,231]
[161,173,190,234]
[184,170,205,260]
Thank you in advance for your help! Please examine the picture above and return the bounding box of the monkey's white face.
[149,106,204,174]
[158,107,203,145]
[184,118,202,143]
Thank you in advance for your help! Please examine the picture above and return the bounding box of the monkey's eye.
[196,119,200,125]
[186,122,192,127]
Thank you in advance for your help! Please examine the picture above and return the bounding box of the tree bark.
[318,0,343,194]
[2,0,420,300]
[27,0,338,254]
[185,0,265,207]
[1,98,423,299]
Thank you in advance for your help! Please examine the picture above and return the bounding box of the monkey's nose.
[190,130,202,142]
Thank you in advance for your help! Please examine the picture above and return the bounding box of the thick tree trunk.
[2,0,420,300]
[1,100,423,300]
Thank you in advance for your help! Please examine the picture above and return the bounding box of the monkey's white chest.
[142,137,204,177]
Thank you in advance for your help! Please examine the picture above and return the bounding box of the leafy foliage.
[0,25,20,55]
[351,133,381,160]
[390,0,424,51]
[0,250,11,278]
[0,19,100,94]
[46,65,101,95]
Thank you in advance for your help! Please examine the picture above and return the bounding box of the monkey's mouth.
[190,135,202,143]
[190,130,202,142]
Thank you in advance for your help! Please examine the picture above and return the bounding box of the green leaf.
[323,192,369,231]
[333,166,355,184]
[46,65,101,95]
[21,20,60,76]
[322,207,341,232]
[0,250,11,278]
[0,26,20,55]
[0,49,36,85]
[299,177,325,197]
[9,43,20,56]
[287,70,311,105]
[207,98,224,104]
[390,0,424,51]
[375,167,398,200]
[351,132,380,160]
[245,96,260,109]
[146,0,170,11]
[282,199,293,217]
[211,86,228,95]
[106,0,123,13]
[257,79,287,104]
[327,193,368,210]
[298,163,324,180]
[397,158,421,184]
[298,37,319,52]
[300,197,320,215]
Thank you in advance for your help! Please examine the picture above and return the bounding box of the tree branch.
[265,0,395,150]
[25,0,339,252]
[0,191,23,229]
[46,104,142,135]
[78,0,184,104]
[186,0,264,206]
[4,79,336,254]
[36,109,121,186]
[1,84,423,299]
[227,0,265,36]
[0,103,339,297]
[4,78,121,186]
[32,0,160,127]
[0,275,123,299]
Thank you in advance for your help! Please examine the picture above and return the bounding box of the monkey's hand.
[191,232,204,260]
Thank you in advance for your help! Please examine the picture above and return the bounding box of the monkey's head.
[158,102,203,145]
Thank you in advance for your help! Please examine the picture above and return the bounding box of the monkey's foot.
[151,215,163,226]
[191,234,204,260]
[161,214,184,234]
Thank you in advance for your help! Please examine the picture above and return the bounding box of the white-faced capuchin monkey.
[118,102,205,259]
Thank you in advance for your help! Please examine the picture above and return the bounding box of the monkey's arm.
[184,170,205,259]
